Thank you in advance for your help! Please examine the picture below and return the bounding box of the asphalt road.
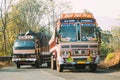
[0,65,120,80]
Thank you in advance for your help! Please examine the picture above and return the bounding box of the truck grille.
[61,45,70,48]
[71,49,89,56]
[61,44,98,49]
[71,45,88,48]
[74,58,87,62]
[90,45,98,48]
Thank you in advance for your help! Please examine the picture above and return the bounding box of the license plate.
[21,58,26,61]
[77,61,86,64]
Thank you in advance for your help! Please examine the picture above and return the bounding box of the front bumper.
[60,62,97,67]
[58,55,100,66]
[61,61,97,66]
[12,58,37,65]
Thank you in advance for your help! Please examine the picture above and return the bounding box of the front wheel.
[89,64,97,72]
[47,62,51,67]
[35,61,40,68]
[51,56,56,70]
[56,59,63,72]
[16,64,20,69]
[57,64,63,72]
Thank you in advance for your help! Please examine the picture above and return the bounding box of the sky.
[59,0,120,30]
[69,0,120,18]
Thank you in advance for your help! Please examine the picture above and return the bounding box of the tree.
[100,30,113,55]
[9,0,71,33]
[0,0,13,55]
[108,26,120,51]
[43,0,71,32]
[11,0,47,32]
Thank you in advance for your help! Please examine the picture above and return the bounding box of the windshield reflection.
[14,40,35,49]
[59,23,97,42]
[60,24,76,41]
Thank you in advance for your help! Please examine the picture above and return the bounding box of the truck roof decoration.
[60,13,94,19]
[18,35,34,40]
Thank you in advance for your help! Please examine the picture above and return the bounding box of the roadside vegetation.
[99,26,120,68]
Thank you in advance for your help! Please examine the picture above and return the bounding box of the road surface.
[0,65,120,80]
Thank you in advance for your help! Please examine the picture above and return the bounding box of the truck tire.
[16,64,20,69]
[35,61,40,68]
[56,59,63,72]
[31,64,36,68]
[36,64,39,68]
[51,56,56,70]
[57,64,63,72]
[89,64,97,72]
[47,62,51,67]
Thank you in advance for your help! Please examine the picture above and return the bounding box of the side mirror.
[35,40,39,47]
[56,30,61,44]
[36,44,39,48]
[56,30,61,37]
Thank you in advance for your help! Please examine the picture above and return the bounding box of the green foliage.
[100,26,120,55]
[108,26,120,51]
[9,0,71,33]
[100,30,113,55]
[101,41,113,55]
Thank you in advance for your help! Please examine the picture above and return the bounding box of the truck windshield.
[60,24,76,42]
[60,22,97,42]
[13,40,35,50]
[81,26,96,41]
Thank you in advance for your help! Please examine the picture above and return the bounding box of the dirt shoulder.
[0,62,14,68]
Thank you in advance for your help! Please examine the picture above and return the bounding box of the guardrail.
[0,56,12,63]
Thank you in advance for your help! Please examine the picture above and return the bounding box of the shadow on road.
[1,65,120,74]
[69,69,120,74]
[53,67,120,74]
[0,65,50,72]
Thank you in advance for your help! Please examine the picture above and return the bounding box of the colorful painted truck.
[12,30,51,68]
[49,13,101,72]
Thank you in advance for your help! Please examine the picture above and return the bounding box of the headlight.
[12,55,17,58]
[91,50,97,57]
[72,49,89,55]
[61,51,73,63]
[61,51,70,58]
[31,55,36,58]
